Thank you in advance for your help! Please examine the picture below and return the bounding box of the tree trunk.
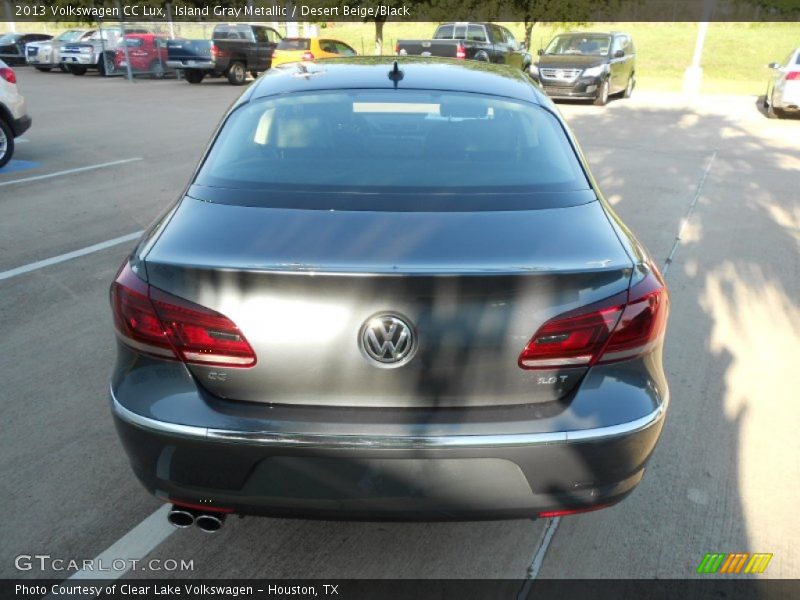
[374,18,386,55]
[523,17,536,51]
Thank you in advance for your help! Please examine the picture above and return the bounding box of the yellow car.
[271,37,357,68]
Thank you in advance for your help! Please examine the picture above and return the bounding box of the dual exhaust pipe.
[167,505,227,533]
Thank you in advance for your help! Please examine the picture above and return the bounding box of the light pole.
[683,0,716,94]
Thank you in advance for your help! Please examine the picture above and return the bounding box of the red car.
[115,34,171,78]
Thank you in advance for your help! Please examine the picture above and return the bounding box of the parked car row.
[397,24,634,107]
[165,23,358,85]
[26,29,93,71]
[0,25,359,167]
[12,23,360,86]
[0,33,53,66]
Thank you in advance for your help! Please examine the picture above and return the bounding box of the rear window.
[195,90,589,209]
[214,25,253,41]
[434,25,454,39]
[277,38,310,51]
[122,38,144,47]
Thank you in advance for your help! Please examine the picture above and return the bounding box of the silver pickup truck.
[60,27,151,76]
[26,29,95,72]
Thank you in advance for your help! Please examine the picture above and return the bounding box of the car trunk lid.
[142,196,633,408]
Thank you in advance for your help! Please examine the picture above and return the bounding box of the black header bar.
[4,0,800,23]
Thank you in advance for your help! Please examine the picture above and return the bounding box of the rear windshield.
[195,89,589,208]
[122,38,144,47]
[277,38,310,50]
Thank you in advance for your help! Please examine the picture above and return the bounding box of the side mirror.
[537,48,544,56]
[767,62,780,69]
[614,49,625,58]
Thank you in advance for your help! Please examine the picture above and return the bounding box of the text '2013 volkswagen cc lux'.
[109,58,669,529]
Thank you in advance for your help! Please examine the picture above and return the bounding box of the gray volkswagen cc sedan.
[110,58,669,529]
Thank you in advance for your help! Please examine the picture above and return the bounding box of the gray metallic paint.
[110,58,669,519]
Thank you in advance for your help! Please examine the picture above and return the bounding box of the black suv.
[531,32,635,106]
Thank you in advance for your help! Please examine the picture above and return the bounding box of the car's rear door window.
[467,25,487,42]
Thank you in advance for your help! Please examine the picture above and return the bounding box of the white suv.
[0,59,32,168]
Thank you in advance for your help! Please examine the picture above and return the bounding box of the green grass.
[14,21,800,95]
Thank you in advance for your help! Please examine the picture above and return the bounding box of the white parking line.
[15,137,30,143]
[522,517,561,583]
[0,157,142,187]
[663,150,718,275]
[0,231,143,281]
[68,504,176,582]
[41,506,176,597]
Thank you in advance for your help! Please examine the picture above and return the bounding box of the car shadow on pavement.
[533,100,799,582]
[754,95,800,120]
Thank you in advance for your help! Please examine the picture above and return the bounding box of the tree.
[500,0,621,50]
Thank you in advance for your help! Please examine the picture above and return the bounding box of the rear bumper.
[110,356,668,520]
[166,60,216,71]
[61,55,96,66]
[11,114,32,137]
[774,82,800,111]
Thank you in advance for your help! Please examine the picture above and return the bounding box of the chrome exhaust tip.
[195,513,226,533]
[167,507,196,529]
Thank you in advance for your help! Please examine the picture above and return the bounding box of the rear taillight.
[538,504,610,518]
[0,67,16,84]
[302,51,314,61]
[786,71,800,81]
[456,42,466,60]
[395,42,400,55]
[598,269,668,363]
[518,266,668,370]
[111,262,256,368]
[210,42,220,57]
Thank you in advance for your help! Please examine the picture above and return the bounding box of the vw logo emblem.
[359,314,416,367]
[555,69,565,79]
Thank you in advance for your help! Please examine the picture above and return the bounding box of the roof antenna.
[388,61,403,87]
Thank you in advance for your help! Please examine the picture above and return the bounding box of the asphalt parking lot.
[1,70,798,581]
